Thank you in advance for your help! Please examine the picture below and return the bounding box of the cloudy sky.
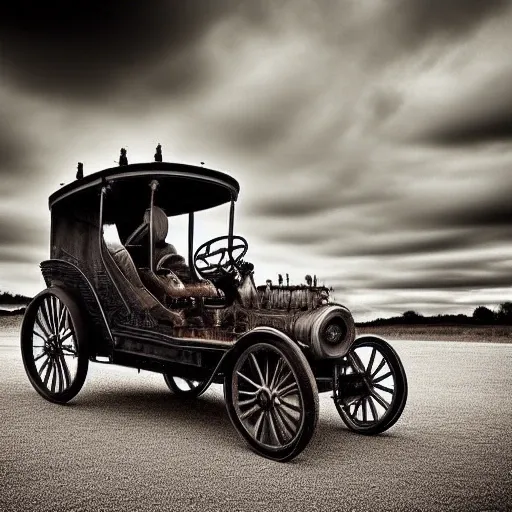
[1,1,512,321]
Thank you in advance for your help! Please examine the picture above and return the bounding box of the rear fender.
[40,259,114,354]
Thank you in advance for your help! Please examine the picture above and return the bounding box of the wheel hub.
[257,388,272,410]
[45,335,60,356]
[337,373,370,406]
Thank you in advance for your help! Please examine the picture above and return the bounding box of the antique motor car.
[21,160,408,461]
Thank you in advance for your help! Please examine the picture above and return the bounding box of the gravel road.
[1,326,511,512]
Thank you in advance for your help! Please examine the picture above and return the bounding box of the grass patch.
[356,324,512,343]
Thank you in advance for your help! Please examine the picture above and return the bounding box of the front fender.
[219,326,306,374]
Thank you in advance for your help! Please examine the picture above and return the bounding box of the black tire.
[20,288,89,404]
[334,335,407,435]
[225,334,319,462]
[163,374,210,398]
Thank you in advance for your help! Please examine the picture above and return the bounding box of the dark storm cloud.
[0,215,47,266]
[249,181,398,219]
[0,116,39,193]
[0,246,44,266]
[417,189,512,229]
[416,71,512,146]
[0,0,511,313]
[392,0,511,45]
[331,230,472,257]
[0,125,24,170]
[0,1,264,101]
[423,110,512,146]
[0,217,46,247]
[374,272,512,291]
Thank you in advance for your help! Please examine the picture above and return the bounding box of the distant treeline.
[0,307,26,316]
[357,303,512,327]
[0,292,32,304]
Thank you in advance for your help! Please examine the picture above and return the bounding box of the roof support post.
[99,183,130,313]
[228,196,235,253]
[149,180,159,272]
[188,212,196,282]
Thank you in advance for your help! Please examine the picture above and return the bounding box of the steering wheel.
[194,236,248,279]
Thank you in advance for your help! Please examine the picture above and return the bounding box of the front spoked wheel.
[163,374,209,398]
[225,337,318,462]
[20,288,89,404]
[333,336,407,435]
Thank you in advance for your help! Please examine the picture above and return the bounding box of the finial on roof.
[154,143,162,162]
[119,148,128,166]
[76,162,83,180]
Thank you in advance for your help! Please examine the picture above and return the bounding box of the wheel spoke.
[254,410,265,442]
[274,369,293,392]
[38,356,51,377]
[34,351,46,362]
[59,354,71,389]
[362,399,368,422]
[238,389,258,396]
[42,359,53,386]
[280,397,301,414]
[371,358,386,379]
[278,403,300,432]
[184,379,195,390]
[32,330,47,343]
[368,395,379,421]
[236,371,261,390]
[373,371,392,384]
[373,382,394,394]
[240,403,261,421]
[269,358,283,389]
[367,347,376,374]
[275,381,298,397]
[370,390,390,410]
[35,314,51,339]
[61,344,77,355]
[267,411,281,446]
[350,398,362,419]
[51,297,60,338]
[264,357,269,387]
[50,360,58,393]
[59,330,74,344]
[274,407,294,440]
[348,353,365,374]
[238,396,257,408]
[43,298,55,334]
[57,302,66,334]
[54,357,65,393]
[249,353,266,386]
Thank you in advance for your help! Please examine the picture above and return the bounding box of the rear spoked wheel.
[21,288,89,404]
[334,336,407,435]
[225,336,318,462]
[163,375,209,398]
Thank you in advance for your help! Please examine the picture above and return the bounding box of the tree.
[402,310,422,318]
[402,310,423,323]
[305,275,312,287]
[472,306,495,324]
[497,302,512,324]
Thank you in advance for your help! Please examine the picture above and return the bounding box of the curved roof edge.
[49,162,240,209]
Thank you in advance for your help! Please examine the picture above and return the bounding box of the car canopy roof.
[49,162,240,218]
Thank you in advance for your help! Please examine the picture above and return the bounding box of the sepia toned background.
[1,0,512,322]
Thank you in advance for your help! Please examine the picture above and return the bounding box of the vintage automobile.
[20,160,408,461]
